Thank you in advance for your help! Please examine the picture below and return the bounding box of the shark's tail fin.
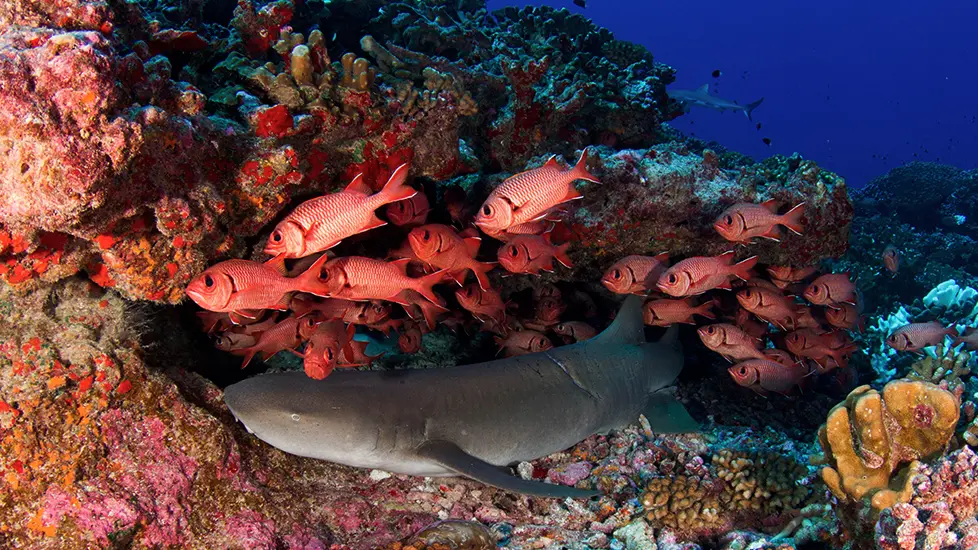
[744,97,764,121]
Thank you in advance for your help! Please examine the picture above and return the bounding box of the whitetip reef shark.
[668,84,764,121]
[223,295,697,498]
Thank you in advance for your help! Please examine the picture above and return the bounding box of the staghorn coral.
[812,380,960,546]
[640,449,812,538]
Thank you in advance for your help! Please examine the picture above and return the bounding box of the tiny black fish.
[762,137,771,146]
[755,123,762,130]
[573,0,586,7]
[712,69,721,78]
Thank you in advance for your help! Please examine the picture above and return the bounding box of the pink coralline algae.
[875,446,978,550]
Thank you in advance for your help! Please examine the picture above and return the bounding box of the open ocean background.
[489,0,978,187]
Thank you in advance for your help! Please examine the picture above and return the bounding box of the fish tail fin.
[471,261,496,290]
[744,97,764,121]
[695,301,716,320]
[554,242,573,268]
[292,252,333,297]
[570,148,600,183]
[781,203,806,235]
[730,255,758,281]
[378,164,416,204]
[413,269,445,306]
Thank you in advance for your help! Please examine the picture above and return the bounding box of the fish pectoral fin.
[641,390,699,434]
[415,440,600,499]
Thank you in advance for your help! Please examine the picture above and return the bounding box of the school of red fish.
[185,149,960,393]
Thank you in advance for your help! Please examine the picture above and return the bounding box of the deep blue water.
[489,0,978,187]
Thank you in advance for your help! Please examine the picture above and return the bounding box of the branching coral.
[908,344,971,393]
[640,450,811,537]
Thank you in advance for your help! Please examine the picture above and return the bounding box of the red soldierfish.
[264,164,417,258]
[456,283,507,325]
[882,245,900,274]
[602,254,670,295]
[643,298,714,326]
[291,296,390,326]
[886,322,956,353]
[302,321,354,380]
[803,273,857,307]
[495,330,552,357]
[497,234,572,275]
[386,191,430,227]
[657,251,757,297]
[553,321,597,342]
[398,321,423,353]
[314,256,444,306]
[767,266,818,283]
[714,200,805,244]
[481,219,555,242]
[735,287,798,331]
[475,149,599,232]
[728,359,809,396]
[408,224,495,290]
[238,314,322,369]
[784,329,857,367]
[399,289,447,331]
[186,254,330,314]
[697,323,765,362]
[825,302,864,332]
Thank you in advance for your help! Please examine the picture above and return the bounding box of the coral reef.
[813,380,960,545]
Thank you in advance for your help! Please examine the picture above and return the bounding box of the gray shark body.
[223,296,696,498]
[669,84,764,121]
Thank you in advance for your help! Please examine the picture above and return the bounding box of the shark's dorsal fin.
[592,295,645,347]
[696,83,710,94]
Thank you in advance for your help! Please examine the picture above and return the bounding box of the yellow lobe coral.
[815,379,959,516]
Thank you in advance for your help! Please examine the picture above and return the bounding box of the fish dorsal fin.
[389,258,411,275]
[543,155,559,168]
[345,174,371,194]
[760,199,778,213]
[696,84,710,94]
[592,295,646,347]
[264,253,288,276]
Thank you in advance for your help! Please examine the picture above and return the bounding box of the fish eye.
[483,205,492,216]
[707,326,715,334]
[272,231,282,242]
[319,268,330,280]
[204,274,214,287]
[738,366,747,375]
[724,215,733,225]
[612,269,621,279]
[509,246,518,257]
[326,347,333,361]
[422,230,430,241]
[556,324,565,331]
[668,273,677,283]
[745,289,752,297]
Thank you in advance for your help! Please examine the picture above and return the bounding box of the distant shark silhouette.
[223,296,697,499]
[669,84,764,121]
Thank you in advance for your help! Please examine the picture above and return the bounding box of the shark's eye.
[724,215,733,225]
[483,205,492,216]
[612,269,621,279]
[204,274,214,287]
[272,231,282,242]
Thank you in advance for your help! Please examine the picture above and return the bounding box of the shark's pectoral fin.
[416,440,600,499]
[641,389,699,434]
